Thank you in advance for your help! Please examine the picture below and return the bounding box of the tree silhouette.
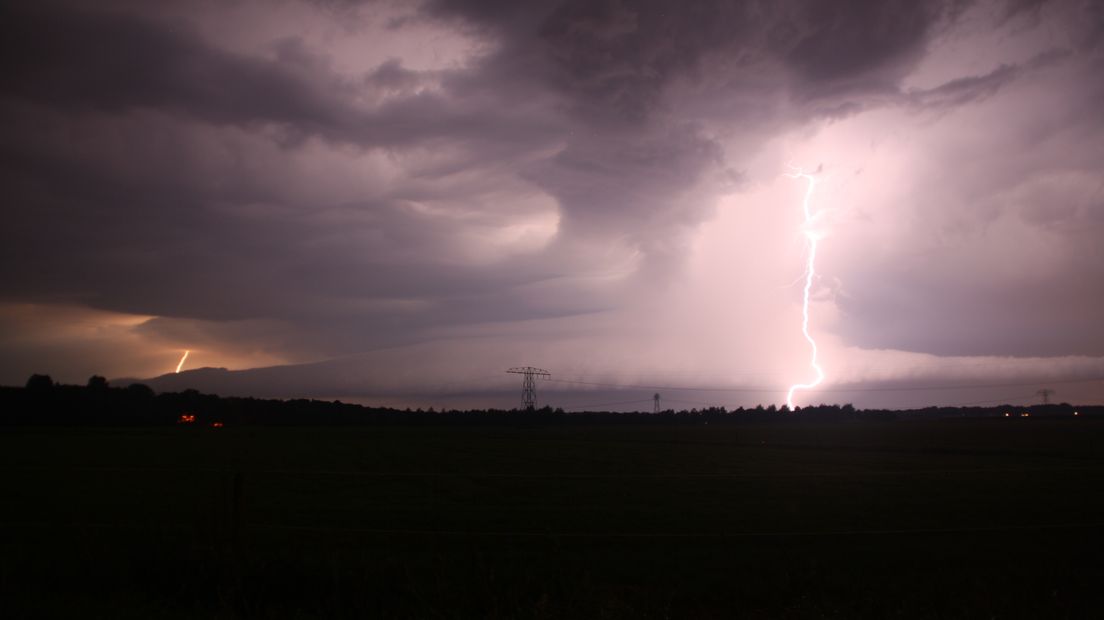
[26,374,54,391]
[127,383,155,400]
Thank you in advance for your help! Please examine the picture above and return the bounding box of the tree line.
[2,374,1097,426]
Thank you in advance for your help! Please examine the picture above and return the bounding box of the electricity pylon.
[1037,388,1055,405]
[507,367,551,410]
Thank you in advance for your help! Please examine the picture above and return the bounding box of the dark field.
[4,418,1104,618]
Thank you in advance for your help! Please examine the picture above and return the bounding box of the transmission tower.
[506,367,551,410]
[654,393,661,413]
[1037,388,1055,405]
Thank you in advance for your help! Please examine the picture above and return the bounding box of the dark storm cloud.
[1,0,1098,389]
[428,0,963,268]
[0,1,955,324]
[0,100,567,347]
[781,1,936,86]
[0,1,567,344]
[0,3,554,151]
[432,0,951,107]
[0,5,350,130]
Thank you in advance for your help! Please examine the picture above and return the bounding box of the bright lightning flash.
[785,170,825,410]
[175,350,190,374]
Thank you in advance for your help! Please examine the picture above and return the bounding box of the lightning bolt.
[175,350,190,374]
[785,170,824,410]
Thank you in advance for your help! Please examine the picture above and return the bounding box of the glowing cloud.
[785,170,825,409]
[175,350,190,374]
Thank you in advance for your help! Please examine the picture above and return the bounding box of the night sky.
[2,0,1102,409]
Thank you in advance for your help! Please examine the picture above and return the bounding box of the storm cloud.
[1,0,1101,407]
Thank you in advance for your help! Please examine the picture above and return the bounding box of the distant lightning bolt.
[785,170,825,410]
[175,350,190,374]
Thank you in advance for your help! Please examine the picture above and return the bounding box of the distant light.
[1004,412,1010,417]
[211,421,224,428]
[1021,412,1030,417]
[1074,411,1080,416]
[177,413,196,424]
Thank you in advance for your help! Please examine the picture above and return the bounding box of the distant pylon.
[654,393,661,413]
[1037,388,1055,405]
[507,367,551,410]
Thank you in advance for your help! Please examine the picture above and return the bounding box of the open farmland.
[4,418,1104,618]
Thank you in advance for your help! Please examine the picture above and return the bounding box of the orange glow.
[211,421,224,428]
[177,413,196,424]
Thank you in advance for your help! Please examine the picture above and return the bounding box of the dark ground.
[3,418,1104,618]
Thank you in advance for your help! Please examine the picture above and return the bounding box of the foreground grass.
[3,418,1104,618]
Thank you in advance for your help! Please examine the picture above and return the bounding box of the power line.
[546,377,779,393]
[822,376,1102,393]
[544,375,1104,395]
[938,393,1041,407]
[563,398,654,411]
[559,392,1051,411]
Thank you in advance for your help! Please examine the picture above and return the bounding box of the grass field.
[3,418,1104,618]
